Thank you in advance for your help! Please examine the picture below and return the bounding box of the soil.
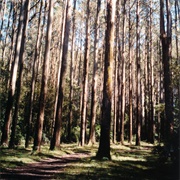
[0,153,90,179]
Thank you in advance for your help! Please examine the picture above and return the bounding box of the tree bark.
[50,0,71,150]
[135,0,141,146]
[68,0,76,143]
[128,0,133,144]
[96,0,116,160]
[120,0,127,145]
[1,0,24,146]
[80,0,90,146]
[88,0,101,145]
[25,0,43,148]
[9,0,30,149]
[160,0,173,147]
[33,0,54,151]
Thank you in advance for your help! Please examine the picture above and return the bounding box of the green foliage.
[95,124,101,141]
[61,126,81,143]
[14,125,24,146]
[154,103,165,113]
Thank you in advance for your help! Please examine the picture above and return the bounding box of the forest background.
[0,0,179,162]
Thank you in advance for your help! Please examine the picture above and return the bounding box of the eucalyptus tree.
[50,0,71,150]
[80,0,91,146]
[68,0,77,143]
[135,0,141,146]
[88,0,101,145]
[1,0,25,146]
[25,0,43,148]
[9,0,30,149]
[33,0,54,151]
[160,0,173,147]
[96,0,116,160]
[120,0,127,145]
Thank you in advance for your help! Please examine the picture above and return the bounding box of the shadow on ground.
[0,153,90,179]
[0,144,179,180]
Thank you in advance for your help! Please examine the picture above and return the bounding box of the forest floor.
[0,142,179,180]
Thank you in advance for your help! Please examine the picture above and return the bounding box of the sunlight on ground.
[112,155,146,162]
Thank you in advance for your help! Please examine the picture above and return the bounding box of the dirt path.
[0,153,90,179]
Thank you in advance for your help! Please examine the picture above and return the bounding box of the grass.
[0,145,66,169]
[0,142,179,180]
[55,142,179,180]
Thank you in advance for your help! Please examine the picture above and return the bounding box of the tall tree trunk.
[175,0,180,123]
[113,0,120,144]
[128,0,133,144]
[96,0,116,160]
[88,0,101,145]
[9,0,30,149]
[33,0,54,151]
[7,2,18,90]
[135,0,141,146]
[149,0,155,143]
[1,1,12,64]
[120,0,127,145]
[80,0,90,146]
[0,0,7,41]
[1,0,25,146]
[25,0,43,148]
[114,0,121,143]
[160,0,173,148]
[52,0,67,137]
[50,0,71,150]
[68,0,76,143]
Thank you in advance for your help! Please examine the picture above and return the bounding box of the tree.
[96,0,116,160]
[50,0,71,150]
[68,0,77,143]
[33,0,54,151]
[9,0,30,149]
[25,0,43,148]
[1,0,25,146]
[160,0,173,147]
[120,0,127,145]
[128,0,133,144]
[80,0,90,146]
[135,0,141,146]
[88,0,101,145]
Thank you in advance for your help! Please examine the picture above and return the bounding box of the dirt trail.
[0,153,90,179]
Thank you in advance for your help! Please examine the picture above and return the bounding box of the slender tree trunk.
[52,0,67,136]
[120,0,127,145]
[33,0,54,151]
[80,0,90,146]
[50,0,71,150]
[1,1,12,64]
[135,0,141,146]
[1,0,24,146]
[113,0,120,144]
[88,0,101,145]
[25,0,43,148]
[0,0,6,40]
[9,0,30,149]
[7,2,18,90]
[160,0,173,148]
[128,0,133,145]
[68,0,76,143]
[114,0,121,143]
[96,0,116,160]
[149,0,155,144]
[175,0,180,122]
